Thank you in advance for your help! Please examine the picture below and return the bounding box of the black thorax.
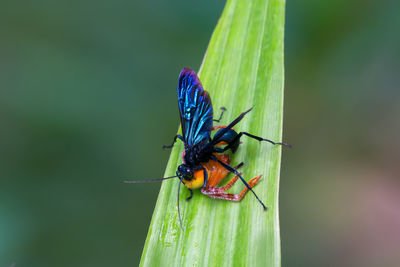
[184,141,213,167]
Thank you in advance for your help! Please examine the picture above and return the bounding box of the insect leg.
[205,172,241,194]
[198,163,243,195]
[211,125,228,131]
[186,189,193,201]
[162,134,184,149]
[235,132,292,148]
[211,155,267,210]
[201,165,208,188]
[233,162,244,170]
[213,107,227,122]
[237,175,262,198]
[201,175,262,201]
[218,131,292,152]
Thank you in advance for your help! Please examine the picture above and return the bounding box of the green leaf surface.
[140,0,285,266]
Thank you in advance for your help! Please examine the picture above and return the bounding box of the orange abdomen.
[193,154,230,189]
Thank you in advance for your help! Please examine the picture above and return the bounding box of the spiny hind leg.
[227,132,292,149]
[203,162,243,194]
[201,175,262,201]
[204,172,241,194]
[237,175,262,199]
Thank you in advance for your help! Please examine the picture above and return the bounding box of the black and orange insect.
[126,68,290,229]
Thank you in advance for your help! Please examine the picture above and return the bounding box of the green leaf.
[140,0,286,266]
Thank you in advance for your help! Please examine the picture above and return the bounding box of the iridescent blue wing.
[177,68,213,147]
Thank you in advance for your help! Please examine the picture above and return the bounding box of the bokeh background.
[1,0,399,266]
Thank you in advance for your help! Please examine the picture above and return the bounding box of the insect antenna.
[124,176,178,183]
[177,178,184,231]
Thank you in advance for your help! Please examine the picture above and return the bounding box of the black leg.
[201,165,208,188]
[221,132,292,151]
[213,107,227,122]
[163,134,184,149]
[211,155,267,210]
[233,162,244,170]
[186,189,193,201]
[213,147,225,153]
[238,132,292,148]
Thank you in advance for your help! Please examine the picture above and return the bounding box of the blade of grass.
[140,0,286,266]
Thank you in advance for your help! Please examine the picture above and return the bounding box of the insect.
[125,68,291,229]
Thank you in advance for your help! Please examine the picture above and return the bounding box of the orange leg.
[211,125,235,131]
[205,172,241,193]
[212,125,227,131]
[201,175,262,201]
[238,175,262,199]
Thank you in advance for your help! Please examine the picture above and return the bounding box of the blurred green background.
[1,0,399,266]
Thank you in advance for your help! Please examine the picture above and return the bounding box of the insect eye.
[178,165,193,180]
[177,165,184,174]
[185,169,193,179]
